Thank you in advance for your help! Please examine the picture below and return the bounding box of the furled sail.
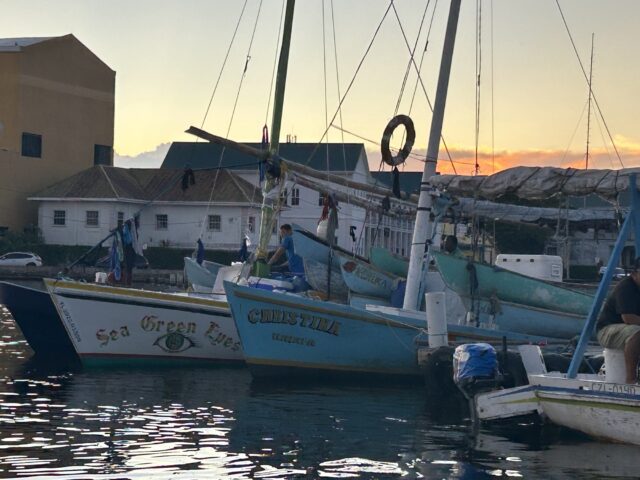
[430,166,640,201]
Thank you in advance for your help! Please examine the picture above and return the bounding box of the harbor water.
[0,303,638,479]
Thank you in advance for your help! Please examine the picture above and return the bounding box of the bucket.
[95,272,107,284]
[604,348,627,384]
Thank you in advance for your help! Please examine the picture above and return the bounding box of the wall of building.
[36,200,280,250]
[0,36,115,232]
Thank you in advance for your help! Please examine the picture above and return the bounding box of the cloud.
[114,143,171,168]
[367,144,640,175]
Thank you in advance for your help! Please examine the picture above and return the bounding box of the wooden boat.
[183,256,224,291]
[474,176,640,445]
[338,252,402,298]
[433,251,593,316]
[0,281,78,360]
[302,257,349,302]
[224,280,569,379]
[43,279,242,366]
[292,225,367,271]
[369,247,409,277]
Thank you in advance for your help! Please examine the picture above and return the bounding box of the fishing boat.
[183,256,224,291]
[433,251,593,316]
[302,257,349,302]
[369,247,409,277]
[473,175,640,446]
[337,251,402,299]
[43,278,242,366]
[0,281,78,360]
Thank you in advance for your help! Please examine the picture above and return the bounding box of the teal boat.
[337,251,402,299]
[369,247,409,277]
[433,251,594,316]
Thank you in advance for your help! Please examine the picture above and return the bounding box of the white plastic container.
[495,254,563,282]
[425,292,448,348]
[94,272,107,284]
[604,348,627,384]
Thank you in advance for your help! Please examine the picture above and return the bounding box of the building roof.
[0,37,54,51]
[161,141,366,172]
[29,166,262,204]
[371,171,423,195]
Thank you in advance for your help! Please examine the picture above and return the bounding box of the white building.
[30,141,417,256]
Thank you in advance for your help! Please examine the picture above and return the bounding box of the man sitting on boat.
[597,257,640,384]
[267,224,304,277]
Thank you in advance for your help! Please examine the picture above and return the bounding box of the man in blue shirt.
[267,224,305,276]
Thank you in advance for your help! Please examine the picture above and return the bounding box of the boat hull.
[224,281,423,378]
[302,258,349,302]
[338,252,400,298]
[44,279,243,365]
[370,247,409,277]
[433,252,593,315]
[534,375,640,445]
[0,281,77,359]
[183,257,222,290]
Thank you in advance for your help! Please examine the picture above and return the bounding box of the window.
[86,210,99,227]
[208,215,221,232]
[94,144,113,166]
[22,132,42,158]
[280,189,288,206]
[291,188,300,206]
[318,192,327,206]
[248,216,255,233]
[53,210,66,226]
[156,214,168,230]
[117,211,124,228]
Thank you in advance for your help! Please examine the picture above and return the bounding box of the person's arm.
[622,314,640,326]
[268,247,285,265]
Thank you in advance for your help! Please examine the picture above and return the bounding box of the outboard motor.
[453,343,502,432]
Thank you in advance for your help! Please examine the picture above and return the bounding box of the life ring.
[381,114,415,167]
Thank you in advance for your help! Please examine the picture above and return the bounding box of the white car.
[598,266,627,280]
[0,252,43,267]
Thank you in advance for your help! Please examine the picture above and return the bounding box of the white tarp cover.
[452,198,621,223]
[430,166,640,201]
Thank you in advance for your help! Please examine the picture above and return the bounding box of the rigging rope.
[474,0,482,176]
[554,0,624,168]
[264,0,287,126]
[199,0,265,239]
[390,3,458,174]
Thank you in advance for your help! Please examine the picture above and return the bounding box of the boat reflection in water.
[0,318,636,480]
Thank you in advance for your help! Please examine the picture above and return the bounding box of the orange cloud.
[367,145,640,175]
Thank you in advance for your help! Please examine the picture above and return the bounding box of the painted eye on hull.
[153,332,196,353]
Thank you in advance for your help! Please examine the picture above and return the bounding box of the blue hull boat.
[0,281,78,360]
[224,282,569,380]
[224,281,425,378]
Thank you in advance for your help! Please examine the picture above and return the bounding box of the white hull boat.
[43,279,242,366]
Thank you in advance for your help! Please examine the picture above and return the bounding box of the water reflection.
[1,305,639,479]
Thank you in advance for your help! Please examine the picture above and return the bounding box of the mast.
[254,0,296,277]
[403,0,462,311]
[585,33,594,170]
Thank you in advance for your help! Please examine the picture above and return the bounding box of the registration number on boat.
[590,382,637,395]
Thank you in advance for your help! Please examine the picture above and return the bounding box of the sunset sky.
[2,0,640,175]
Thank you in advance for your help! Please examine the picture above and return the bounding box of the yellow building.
[0,34,114,233]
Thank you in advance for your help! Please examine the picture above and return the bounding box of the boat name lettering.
[204,321,241,352]
[248,308,340,336]
[97,326,130,347]
[272,332,315,347]
[58,300,81,343]
[140,315,196,335]
[591,382,637,395]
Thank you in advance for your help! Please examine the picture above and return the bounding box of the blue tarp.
[453,343,497,382]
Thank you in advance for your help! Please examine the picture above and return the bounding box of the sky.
[2,0,640,175]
